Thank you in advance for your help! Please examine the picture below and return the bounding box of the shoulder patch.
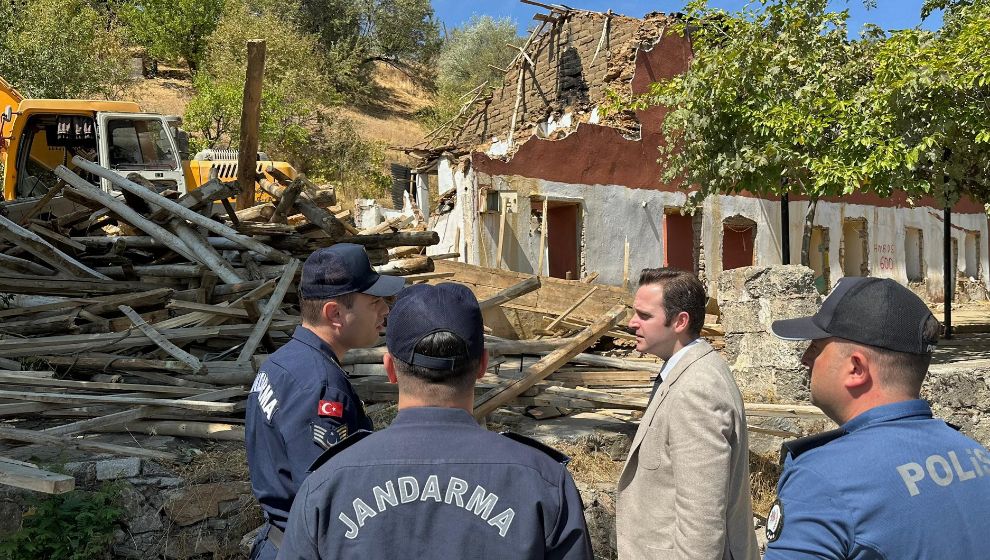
[779,428,846,465]
[765,499,784,542]
[307,429,372,473]
[499,432,570,464]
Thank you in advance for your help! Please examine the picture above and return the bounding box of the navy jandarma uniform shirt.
[764,399,990,559]
[276,407,593,560]
[246,326,373,529]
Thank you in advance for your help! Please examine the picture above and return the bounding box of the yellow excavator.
[0,75,295,207]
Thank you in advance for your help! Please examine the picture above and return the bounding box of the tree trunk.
[800,196,819,267]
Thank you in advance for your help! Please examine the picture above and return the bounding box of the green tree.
[118,0,226,72]
[185,0,388,191]
[608,0,903,265]
[0,0,130,99]
[426,16,523,129]
[296,0,441,96]
[867,0,990,204]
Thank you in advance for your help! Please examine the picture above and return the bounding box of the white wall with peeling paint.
[429,155,989,302]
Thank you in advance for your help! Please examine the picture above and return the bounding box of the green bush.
[0,484,123,560]
[118,0,226,72]
[0,0,130,99]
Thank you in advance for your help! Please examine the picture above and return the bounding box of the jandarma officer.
[765,277,990,559]
[276,283,593,560]
[246,243,404,560]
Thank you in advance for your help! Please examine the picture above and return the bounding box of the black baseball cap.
[299,243,405,300]
[385,283,485,371]
[771,277,939,354]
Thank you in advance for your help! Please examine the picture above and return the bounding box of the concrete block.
[96,457,141,481]
[720,300,764,333]
[743,266,818,300]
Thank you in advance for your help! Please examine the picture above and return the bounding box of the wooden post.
[537,197,548,276]
[496,202,507,269]
[237,40,266,210]
[622,237,630,289]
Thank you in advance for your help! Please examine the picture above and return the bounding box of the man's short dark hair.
[299,292,356,325]
[866,314,941,395]
[638,268,707,338]
[391,330,480,393]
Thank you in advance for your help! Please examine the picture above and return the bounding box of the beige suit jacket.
[616,340,759,560]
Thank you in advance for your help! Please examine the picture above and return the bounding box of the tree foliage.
[424,16,523,128]
[185,0,388,191]
[296,0,442,96]
[606,0,990,264]
[0,0,130,99]
[118,0,226,72]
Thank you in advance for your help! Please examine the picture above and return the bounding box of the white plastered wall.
[430,158,989,301]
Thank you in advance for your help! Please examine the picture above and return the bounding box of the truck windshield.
[106,118,178,170]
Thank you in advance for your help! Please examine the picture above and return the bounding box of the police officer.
[277,283,593,560]
[246,243,404,560]
[766,277,990,558]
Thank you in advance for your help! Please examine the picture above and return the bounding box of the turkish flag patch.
[318,400,344,418]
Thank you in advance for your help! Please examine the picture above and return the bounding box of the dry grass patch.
[555,436,622,485]
[175,441,250,484]
[749,451,783,517]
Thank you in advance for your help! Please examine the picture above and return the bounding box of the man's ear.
[384,352,398,384]
[845,349,873,391]
[476,351,490,380]
[322,300,342,327]
[673,311,691,334]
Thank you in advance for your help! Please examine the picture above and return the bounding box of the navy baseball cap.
[771,277,939,354]
[386,283,485,371]
[299,243,405,300]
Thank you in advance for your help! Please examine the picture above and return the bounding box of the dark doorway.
[722,216,757,271]
[547,202,580,279]
[664,210,695,272]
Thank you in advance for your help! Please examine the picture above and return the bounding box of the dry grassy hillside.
[127,63,432,160]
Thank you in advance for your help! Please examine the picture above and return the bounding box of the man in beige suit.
[617,268,758,560]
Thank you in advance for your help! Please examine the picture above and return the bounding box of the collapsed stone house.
[409,5,990,302]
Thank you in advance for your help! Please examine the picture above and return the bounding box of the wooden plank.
[0,275,164,297]
[148,178,234,222]
[0,252,56,275]
[0,372,208,396]
[473,304,627,419]
[744,403,827,420]
[540,385,648,409]
[336,231,439,249]
[17,181,66,226]
[169,220,245,284]
[0,425,176,460]
[166,300,295,321]
[537,197,548,275]
[495,204,507,269]
[119,305,204,373]
[41,387,245,436]
[478,276,541,310]
[0,390,237,412]
[238,259,300,362]
[92,420,244,441]
[0,214,109,279]
[0,460,75,494]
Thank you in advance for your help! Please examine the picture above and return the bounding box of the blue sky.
[432,1,943,36]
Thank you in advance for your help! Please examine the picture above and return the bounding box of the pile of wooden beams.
[0,159,446,491]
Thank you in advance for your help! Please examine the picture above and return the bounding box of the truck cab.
[0,75,295,204]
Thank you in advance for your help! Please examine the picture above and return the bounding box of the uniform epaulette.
[308,429,372,473]
[499,432,571,464]
[779,428,846,465]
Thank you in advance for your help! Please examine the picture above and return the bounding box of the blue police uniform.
[276,406,593,560]
[246,325,374,559]
[764,399,990,559]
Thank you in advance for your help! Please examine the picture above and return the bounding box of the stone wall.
[717,265,990,450]
[0,454,260,559]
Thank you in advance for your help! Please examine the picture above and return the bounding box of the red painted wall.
[723,225,756,270]
[547,204,579,279]
[664,212,694,271]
